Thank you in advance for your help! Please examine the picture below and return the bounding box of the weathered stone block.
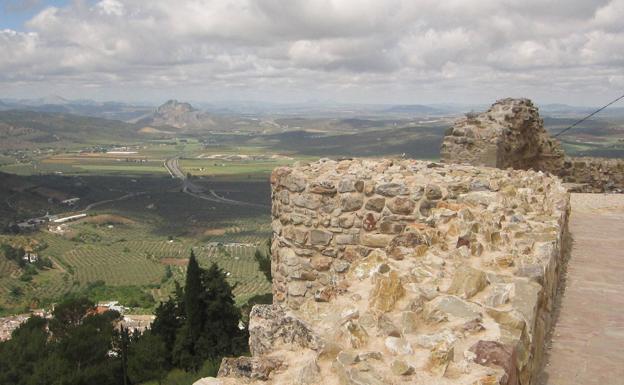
[365,196,386,212]
[387,197,415,215]
[369,271,404,312]
[447,266,488,298]
[310,229,333,245]
[248,305,323,356]
[360,233,393,248]
[375,183,408,197]
[340,193,364,212]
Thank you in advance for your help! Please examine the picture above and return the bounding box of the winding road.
[164,157,268,208]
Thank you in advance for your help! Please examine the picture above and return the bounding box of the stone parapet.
[208,158,570,385]
[560,156,624,193]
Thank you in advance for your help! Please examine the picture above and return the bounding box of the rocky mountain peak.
[135,99,215,129]
[156,100,196,114]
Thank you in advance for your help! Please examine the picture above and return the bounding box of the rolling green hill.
[0,110,156,149]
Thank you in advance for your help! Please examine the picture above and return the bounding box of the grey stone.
[425,184,443,200]
[310,229,333,245]
[379,221,405,234]
[293,194,321,209]
[341,193,364,212]
[309,181,337,195]
[248,305,323,356]
[387,197,415,215]
[280,174,307,192]
[419,199,436,216]
[339,214,356,228]
[338,179,357,193]
[336,234,357,245]
[334,260,351,273]
[375,183,408,197]
[365,197,386,212]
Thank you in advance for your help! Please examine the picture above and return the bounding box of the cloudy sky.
[1,0,623,105]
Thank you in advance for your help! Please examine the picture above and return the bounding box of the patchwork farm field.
[0,149,274,315]
[0,206,271,315]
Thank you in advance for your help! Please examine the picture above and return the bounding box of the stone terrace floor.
[540,193,624,385]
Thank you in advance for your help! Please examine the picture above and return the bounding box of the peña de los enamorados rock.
[196,98,622,385]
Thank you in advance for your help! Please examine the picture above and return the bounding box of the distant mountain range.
[2,96,624,125]
[0,96,153,121]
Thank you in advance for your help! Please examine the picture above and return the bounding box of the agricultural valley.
[1,99,623,318]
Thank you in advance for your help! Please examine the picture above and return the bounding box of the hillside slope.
[0,110,149,149]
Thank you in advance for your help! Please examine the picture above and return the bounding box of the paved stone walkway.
[540,193,624,385]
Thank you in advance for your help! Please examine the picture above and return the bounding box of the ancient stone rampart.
[440,98,565,172]
[561,157,624,193]
[208,158,570,385]
[440,98,624,193]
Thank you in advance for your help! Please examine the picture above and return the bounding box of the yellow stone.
[369,271,405,312]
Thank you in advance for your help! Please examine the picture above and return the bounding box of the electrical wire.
[553,92,624,137]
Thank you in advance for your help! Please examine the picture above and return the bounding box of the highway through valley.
[164,157,268,208]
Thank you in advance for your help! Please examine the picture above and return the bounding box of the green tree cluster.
[1,243,26,267]
[154,251,248,371]
[1,243,54,282]
[0,297,123,385]
[0,251,248,385]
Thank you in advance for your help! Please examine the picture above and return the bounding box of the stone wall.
[440,98,565,172]
[206,158,570,385]
[440,98,624,193]
[561,157,624,193]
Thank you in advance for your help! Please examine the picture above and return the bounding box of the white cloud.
[96,0,125,16]
[0,0,623,104]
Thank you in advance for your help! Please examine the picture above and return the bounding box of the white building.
[61,197,80,206]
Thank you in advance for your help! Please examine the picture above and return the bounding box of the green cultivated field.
[0,206,271,315]
[179,157,295,180]
[0,145,273,315]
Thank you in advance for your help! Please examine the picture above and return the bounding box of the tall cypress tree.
[173,250,205,370]
[184,251,204,342]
